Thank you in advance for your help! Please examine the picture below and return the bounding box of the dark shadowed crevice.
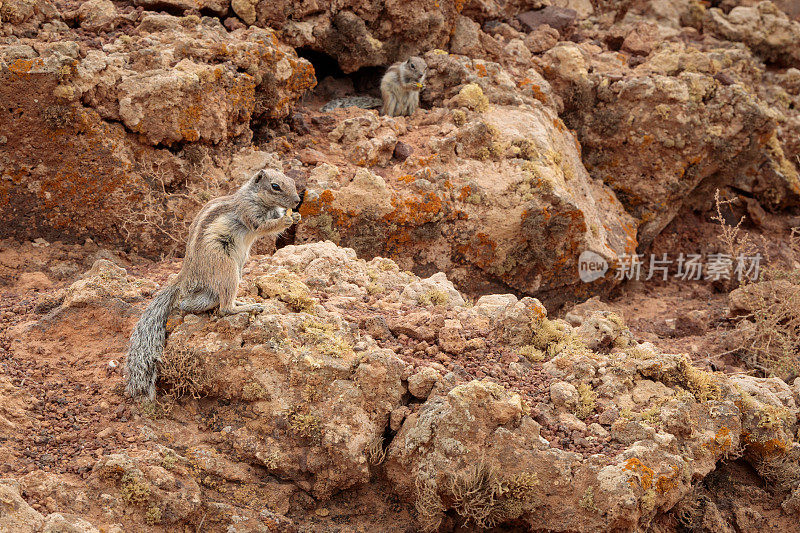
[350,66,384,97]
[275,169,307,251]
[296,47,386,98]
[296,48,344,80]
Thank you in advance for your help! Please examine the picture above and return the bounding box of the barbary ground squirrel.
[380,56,427,117]
[125,169,301,399]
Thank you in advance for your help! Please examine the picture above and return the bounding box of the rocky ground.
[2,0,800,531]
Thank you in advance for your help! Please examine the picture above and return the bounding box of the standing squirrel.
[380,56,427,117]
[125,169,301,400]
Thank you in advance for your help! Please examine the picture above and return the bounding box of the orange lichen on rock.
[299,190,335,217]
[456,232,497,270]
[8,57,44,77]
[624,458,654,490]
[742,433,791,458]
[384,192,444,226]
[704,427,733,454]
[654,465,681,495]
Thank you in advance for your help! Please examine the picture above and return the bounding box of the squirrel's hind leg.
[216,266,263,315]
[178,290,219,313]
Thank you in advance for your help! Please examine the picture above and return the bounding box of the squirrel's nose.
[292,194,301,207]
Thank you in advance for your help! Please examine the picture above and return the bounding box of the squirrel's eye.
[271,183,281,191]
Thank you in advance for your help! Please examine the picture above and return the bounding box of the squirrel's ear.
[253,169,266,184]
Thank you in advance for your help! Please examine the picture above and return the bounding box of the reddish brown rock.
[518,6,578,33]
[0,14,314,254]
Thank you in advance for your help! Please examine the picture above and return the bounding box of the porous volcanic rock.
[2,243,798,531]
[539,40,800,246]
[295,54,635,306]
[0,12,313,253]
[25,242,797,531]
[704,1,800,68]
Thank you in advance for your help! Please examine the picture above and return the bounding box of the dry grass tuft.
[713,190,800,381]
[119,159,225,256]
[159,345,209,399]
[675,489,710,529]
[448,462,539,528]
[415,475,445,532]
[449,461,499,527]
[575,382,598,419]
[753,451,800,494]
[367,435,387,466]
[413,461,540,530]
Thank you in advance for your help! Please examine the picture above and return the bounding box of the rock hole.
[605,36,624,52]
[380,421,396,450]
[296,48,344,81]
[275,169,306,251]
[296,47,385,100]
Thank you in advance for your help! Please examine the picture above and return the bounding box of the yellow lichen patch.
[579,487,598,512]
[512,139,540,161]
[255,270,315,312]
[241,381,271,401]
[453,83,489,112]
[641,488,656,514]
[575,383,597,419]
[288,411,322,441]
[677,358,720,402]
[120,472,151,506]
[366,282,385,295]
[527,316,589,360]
[518,345,545,363]
[145,506,162,525]
[299,318,353,358]
[417,289,450,307]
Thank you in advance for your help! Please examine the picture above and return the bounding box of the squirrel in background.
[381,56,427,117]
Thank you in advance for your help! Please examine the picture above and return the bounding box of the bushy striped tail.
[125,284,179,399]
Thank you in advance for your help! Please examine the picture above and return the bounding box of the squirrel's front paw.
[280,209,300,228]
[278,210,293,227]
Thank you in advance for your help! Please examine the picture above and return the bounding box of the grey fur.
[321,96,383,112]
[380,57,427,117]
[125,284,179,399]
[124,169,301,399]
